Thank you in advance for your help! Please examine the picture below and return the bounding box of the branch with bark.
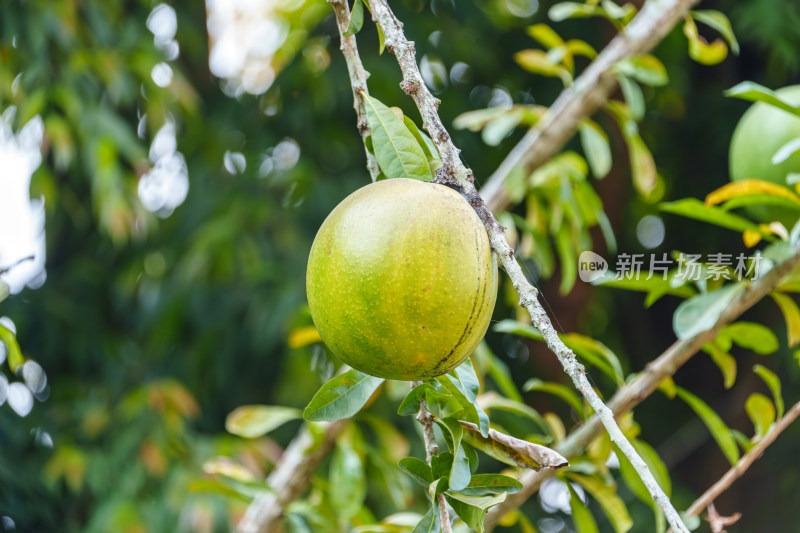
[685,400,800,520]
[236,420,349,533]
[366,1,690,531]
[479,0,700,212]
[327,0,381,181]
[484,246,800,530]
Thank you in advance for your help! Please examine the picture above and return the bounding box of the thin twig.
[366,2,689,531]
[236,420,349,533]
[412,381,453,533]
[328,0,380,181]
[479,0,700,212]
[685,400,800,518]
[484,247,800,530]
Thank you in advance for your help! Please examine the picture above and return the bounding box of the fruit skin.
[306,178,498,381]
[729,85,800,225]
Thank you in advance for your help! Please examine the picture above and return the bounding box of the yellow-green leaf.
[771,292,800,347]
[745,392,775,438]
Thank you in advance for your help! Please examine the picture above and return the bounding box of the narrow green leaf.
[661,198,763,233]
[564,333,625,386]
[477,392,549,434]
[342,0,364,36]
[526,23,564,49]
[330,442,366,520]
[615,55,668,86]
[548,2,596,21]
[722,322,779,354]
[617,75,645,121]
[725,81,800,119]
[435,416,471,491]
[567,473,633,533]
[702,343,737,389]
[449,473,522,496]
[403,115,441,172]
[745,393,775,438]
[225,405,302,438]
[675,386,739,465]
[303,369,384,421]
[628,134,658,197]
[579,119,612,179]
[446,496,488,533]
[616,439,672,508]
[436,375,489,437]
[673,283,746,340]
[452,358,481,402]
[691,10,739,54]
[411,505,441,533]
[362,94,434,181]
[771,292,800,347]
[398,457,434,487]
[523,378,584,416]
[568,482,599,533]
[753,364,784,418]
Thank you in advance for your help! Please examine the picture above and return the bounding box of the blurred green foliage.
[1,0,799,532]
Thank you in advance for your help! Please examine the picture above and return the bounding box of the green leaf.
[362,94,434,181]
[342,0,364,36]
[523,378,584,417]
[683,17,727,65]
[745,392,775,438]
[725,81,800,119]
[702,343,737,389]
[567,473,633,533]
[617,74,645,122]
[614,55,668,86]
[435,416,471,491]
[0,323,24,373]
[628,134,657,198]
[460,421,569,471]
[770,292,800,347]
[548,2,596,21]
[449,473,522,497]
[403,115,441,172]
[225,405,302,438]
[477,392,549,434]
[722,322,779,354]
[675,386,739,465]
[452,358,481,402]
[411,505,441,533]
[303,369,384,421]
[753,364,784,418]
[431,452,453,481]
[661,198,763,233]
[568,483,599,533]
[398,457,434,487]
[446,496,488,533]
[564,333,625,386]
[526,23,564,49]
[579,119,612,179]
[445,492,506,510]
[398,383,436,416]
[772,137,800,166]
[329,442,366,520]
[690,10,739,54]
[514,49,571,82]
[673,283,746,340]
[436,375,490,437]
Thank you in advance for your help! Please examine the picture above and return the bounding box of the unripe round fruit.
[306,178,498,381]
[729,85,800,225]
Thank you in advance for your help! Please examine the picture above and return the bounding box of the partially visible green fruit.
[306,178,498,381]
[729,85,800,226]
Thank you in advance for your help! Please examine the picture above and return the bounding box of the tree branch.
[236,419,349,533]
[484,247,800,530]
[412,381,453,533]
[479,0,700,212]
[366,2,689,531]
[684,400,800,519]
[328,0,381,181]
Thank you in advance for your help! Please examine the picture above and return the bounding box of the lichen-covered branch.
[328,0,380,181]
[685,400,800,519]
[236,419,349,533]
[484,246,800,530]
[479,0,700,212]
[366,2,689,531]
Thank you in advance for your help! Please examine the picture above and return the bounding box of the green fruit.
[729,85,800,225]
[306,178,498,381]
